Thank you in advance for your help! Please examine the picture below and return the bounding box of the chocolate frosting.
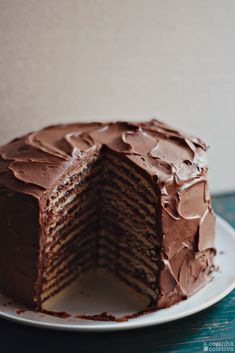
[0,119,216,309]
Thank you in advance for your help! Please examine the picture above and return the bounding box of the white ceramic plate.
[0,215,235,332]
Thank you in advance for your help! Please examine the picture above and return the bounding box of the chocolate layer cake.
[0,119,216,310]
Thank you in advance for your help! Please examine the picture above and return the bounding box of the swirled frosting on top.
[0,119,208,209]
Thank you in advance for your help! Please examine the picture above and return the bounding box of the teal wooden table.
[0,194,234,353]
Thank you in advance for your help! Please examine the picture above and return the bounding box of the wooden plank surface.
[0,194,234,353]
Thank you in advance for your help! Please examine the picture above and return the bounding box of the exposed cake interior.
[40,151,160,307]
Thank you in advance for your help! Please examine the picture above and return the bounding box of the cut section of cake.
[0,119,216,311]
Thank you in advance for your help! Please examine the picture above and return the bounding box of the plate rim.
[0,215,235,332]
